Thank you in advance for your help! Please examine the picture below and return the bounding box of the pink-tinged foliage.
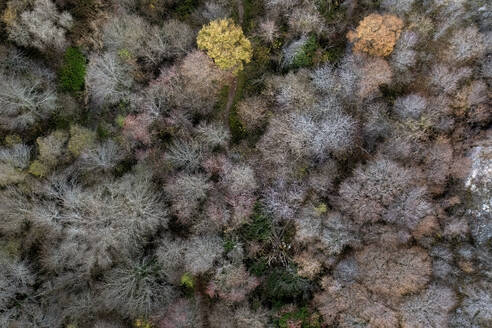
[135,50,227,116]
[204,194,230,229]
[123,113,153,145]
[208,264,260,303]
[155,298,201,328]
[202,155,229,176]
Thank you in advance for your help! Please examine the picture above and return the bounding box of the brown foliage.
[315,277,399,327]
[423,137,453,194]
[179,50,229,97]
[293,253,322,279]
[360,224,412,248]
[148,50,229,115]
[412,215,440,240]
[358,56,393,98]
[237,96,269,131]
[355,245,432,300]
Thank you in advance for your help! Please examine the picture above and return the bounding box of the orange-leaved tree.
[347,13,404,57]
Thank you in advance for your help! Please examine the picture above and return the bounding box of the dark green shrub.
[59,47,86,92]
[249,258,268,276]
[240,203,273,241]
[292,35,318,68]
[276,306,322,328]
[214,85,229,121]
[229,72,248,143]
[229,109,246,143]
[96,122,111,139]
[223,238,236,253]
[316,0,345,22]
[323,44,345,63]
[379,83,407,104]
[180,273,194,289]
[242,0,265,32]
[175,0,198,18]
[242,43,270,95]
[261,267,313,305]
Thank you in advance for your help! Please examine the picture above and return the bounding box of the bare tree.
[86,52,134,106]
[391,31,419,71]
[79,140,124,171]
[164,138,204,172]
[6,0,73,52]
[394,94,427,119]
[100,257,176,319]
[430,64,472,94]
[0,71,57,130]
[0,257,34,311]
[338,157,418,224]
[446,26,485,63]
[164,173,211,222]
[156,234,223,279]
[28,169,168,275]
[400,283,457,328]
[0,143,31,169]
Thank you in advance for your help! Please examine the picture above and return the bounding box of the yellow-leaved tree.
[197,18,252,75]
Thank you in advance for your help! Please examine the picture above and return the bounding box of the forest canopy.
[0,0,490,327]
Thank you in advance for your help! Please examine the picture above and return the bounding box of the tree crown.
[197,18,252,75]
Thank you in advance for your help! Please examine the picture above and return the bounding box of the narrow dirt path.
[223,0,244,132]
[224,78,238,129]
[237,0,244,23]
